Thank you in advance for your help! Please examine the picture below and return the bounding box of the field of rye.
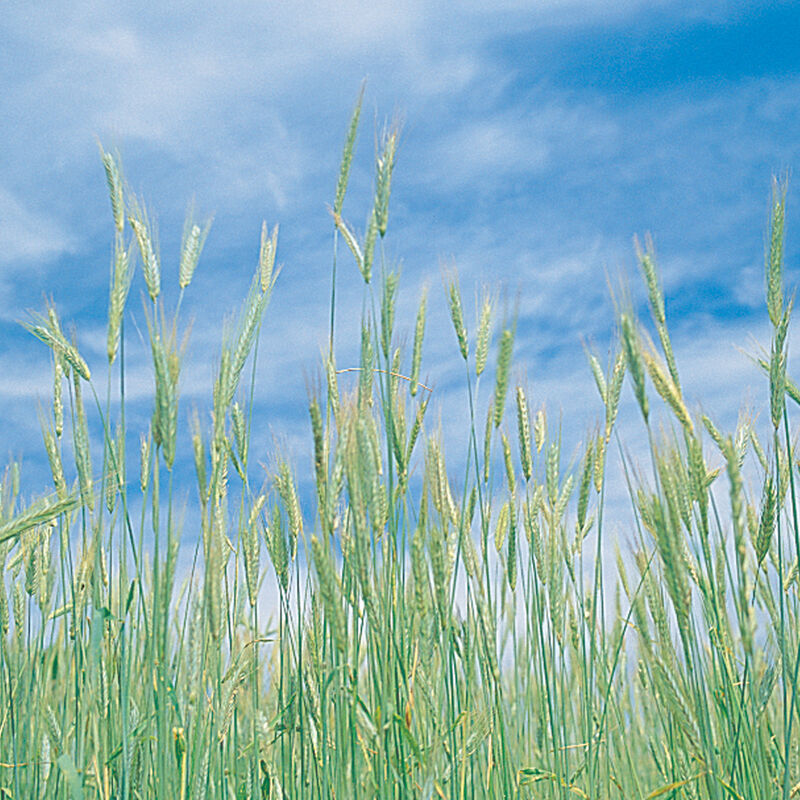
[0,92,798,799]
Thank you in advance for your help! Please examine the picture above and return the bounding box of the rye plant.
[0,97,798,799]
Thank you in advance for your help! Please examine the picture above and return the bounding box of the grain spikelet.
[311,535,347,653]
[334,82,365,216]
[766,176,787,327]
[231,401,247,470]
[701,414,725,454]
[349,492,375,619]
[534,406,546,454]
[140,430,152,494]
[212,347,232,446]
[555,474,574,524]
[391,370,407,478]
[463,486,476,530]
[275,462,302,559]
[605,348,626,439]
[642,348,693,433]
[25,305,91,381]
[57,307,91,377]
[259,221,279,294]
[147,322,178,470]
[577,439,594,534]
[244,494,266,607]
[475,291,493,377]
[494,501,509,552]
[327,431,345,532]
[42,425,67,502]
[778,443,790,508]
[723,437,752,654]
[664,448,691,532]
[380,269,398,358]
[685,432,706,504]
[362,207,378,284]
[128,198,160,303]
[659,323,681,396]
[587,349,607,401]
[545,440,560,508]
[483,401,493,484]
[749,427,769,473]
[99,144,125,233]
[104,422,123,513]
[516,386,532,482]
[650,470,690,639]
[620,313,648,423]
[187,414,206,509]
[593,431,606,493]
[107,238,133,364]
[357,416,387,534]
[357,323,374,408]
[733,415,750,469]
[410,287,427,396]
[547,551,565,643]
[687,433,710,543]
[309,396,327,497]
[52,354,64,437]
[637,236,682,389]
[405,395,429,468]
[507,498,517,591]
[333,213,364,277]
[770,332,787,430]
[746,501,758,542]
[723,437,747,574]
[327,352,341,426]
[412,495,429,617]
[784,560,799,594]
[218,658,249,744]
[501,432,515,494]
[266,504,289,593]
[615,542,631,600]
[635,550,668,646]
[447,275,468,361]
[429,524,449,628]
[460,513,478,579]
[361,408,384,481]
[72,370,94,511]
[387,347,401,407]
[44,703,63,755]
[426,440,450,522]
[375,121,399,237]
[227,271,270,408]
[12,580,24,646]
[345,418,369,538]
[523,486,543,560]
[179,206,212,290]
[493,327,514,427]
[22,526,39,598]
[636,234,666,327]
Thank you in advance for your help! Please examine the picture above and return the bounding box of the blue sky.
[2,1,800,518]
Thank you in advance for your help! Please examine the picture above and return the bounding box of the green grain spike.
[334,82,365,217]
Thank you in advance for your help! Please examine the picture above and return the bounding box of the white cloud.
[0,187,76,266]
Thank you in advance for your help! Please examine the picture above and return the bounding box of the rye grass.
[0,106,798,800]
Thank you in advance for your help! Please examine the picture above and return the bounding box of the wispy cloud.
[0,187,76,267]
